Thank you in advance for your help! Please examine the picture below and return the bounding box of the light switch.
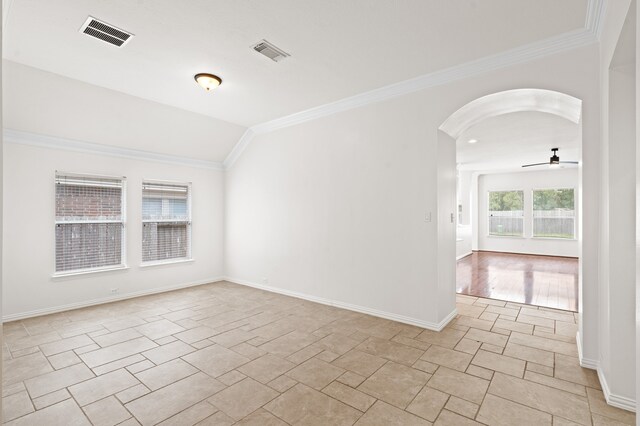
[425,212,432,222]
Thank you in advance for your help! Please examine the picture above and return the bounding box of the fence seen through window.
[533,188,575,239]
[142,182,191,263]
[488,190,524,237]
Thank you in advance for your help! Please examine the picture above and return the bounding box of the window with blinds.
[55,173,126,273]
[142,182,191,263]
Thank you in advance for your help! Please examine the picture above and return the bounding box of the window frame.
[140,179,193,267]
[487,189,525,238]
[52,171,128,277]
[531,187,577,240]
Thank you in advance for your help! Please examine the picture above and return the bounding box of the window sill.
[52,265,129,278]
[487,235,525,239]
[531,236,577,241]
[140,258,193,268]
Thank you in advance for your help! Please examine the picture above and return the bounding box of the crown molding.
[585,0,606,39]
[222,128,255,169]
[3,0,14,30]
[224,0,605,169]
[4,129,225,171]
[250,31,596,136]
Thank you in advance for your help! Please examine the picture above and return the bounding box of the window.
[533,188,575,239]
[142,181,191,263]
[488,190,524,237]
[55,173,125,274]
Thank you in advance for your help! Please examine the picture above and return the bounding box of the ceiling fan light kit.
[522,148,578,168]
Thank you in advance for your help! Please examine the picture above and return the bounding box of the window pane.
[55,174,124,273]
[56,184,122,221]
[142,184,189,221]
[55,223,122,271]
[489,190,524,237]
[533,189,575,239]
[142,182,191,263]
[142,222,188,262]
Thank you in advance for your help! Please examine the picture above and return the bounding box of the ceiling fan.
[522,148,578,168]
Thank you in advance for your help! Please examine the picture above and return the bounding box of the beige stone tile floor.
[2,281,636,425]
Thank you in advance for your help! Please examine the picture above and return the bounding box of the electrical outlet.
[110,288,119,294]
[425,212,432,223]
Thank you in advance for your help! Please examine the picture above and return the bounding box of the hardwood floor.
[456,251,579,312]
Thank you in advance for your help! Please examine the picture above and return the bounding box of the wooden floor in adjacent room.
[456,251,579,312]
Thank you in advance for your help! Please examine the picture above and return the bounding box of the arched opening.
[438,88,583,312]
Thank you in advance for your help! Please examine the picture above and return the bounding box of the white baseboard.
[597,366,637,412]
[456,252,473,261]
[576,332,636,412]
[2,276,225,322]
[225,277,457,332]
[576,331,599,370]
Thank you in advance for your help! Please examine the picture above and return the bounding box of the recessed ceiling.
[456,111,580,171]
[3,0,588,127]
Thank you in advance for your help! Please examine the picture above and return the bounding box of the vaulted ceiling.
[4,0,588,129]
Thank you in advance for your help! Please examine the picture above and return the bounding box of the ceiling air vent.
[252,39,290,62]
[79,16,133,47]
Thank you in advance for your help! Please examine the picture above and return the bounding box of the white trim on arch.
[439,89,583,140]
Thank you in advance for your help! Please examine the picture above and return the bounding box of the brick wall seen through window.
[55,174,125,273]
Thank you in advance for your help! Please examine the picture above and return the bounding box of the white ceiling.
[456,111,581,172]
[610,1,636,69]
[3,60,246,164]
[3,0,587,128]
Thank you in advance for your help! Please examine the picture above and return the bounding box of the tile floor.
[2,281,635,425]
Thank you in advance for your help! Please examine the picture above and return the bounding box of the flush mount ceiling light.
[468,139,478,144]
[194,73,222,92]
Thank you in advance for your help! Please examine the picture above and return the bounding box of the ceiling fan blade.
[521,163,548,168]
[559,161,579,164]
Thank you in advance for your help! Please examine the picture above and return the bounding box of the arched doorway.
[438,88,583,312]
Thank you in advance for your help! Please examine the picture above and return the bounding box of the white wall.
[593,0,638,412]
[456,226,472,259]
[225,45,601,331]
[2,142,224,319]
[456,170,473,259]
[597,1,637,407]
[224,94,448,328]
[636,0,640,416]
[2,60,246,163]
[477,169,579,257]
[437,132,457,321]
[458,170,473,226]
[1,2,4,415]
[1,58,230,320]
[601,62,636,409]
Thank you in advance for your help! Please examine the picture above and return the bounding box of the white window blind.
[142,182,191,263]
[55,173,126,273]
